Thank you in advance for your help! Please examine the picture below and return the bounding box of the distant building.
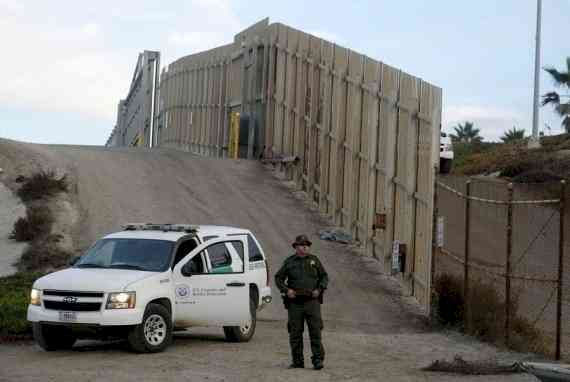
[106,51,160,148]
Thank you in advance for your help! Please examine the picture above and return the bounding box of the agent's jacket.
[274,253,329,306]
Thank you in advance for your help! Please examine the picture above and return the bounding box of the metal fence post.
[505,183,514,347]
[430,167,439,320]
[464,180,472,331]
[556,180,566,360]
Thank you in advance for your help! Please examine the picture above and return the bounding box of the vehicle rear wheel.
[33,323,76,351]
[127,303,172,353]
[223,293,257,342]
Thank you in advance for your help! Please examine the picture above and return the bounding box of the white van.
[27,224,272,353]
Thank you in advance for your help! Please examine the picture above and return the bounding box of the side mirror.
[69,256,81,266]
[181,263,193,277]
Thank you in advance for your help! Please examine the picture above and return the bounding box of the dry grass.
[16,170,68,202]
[9,169,73,272]
[9,205,53,242]
[432,273,549,355]
[17,234,72,272]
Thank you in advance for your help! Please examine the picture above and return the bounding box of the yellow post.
[229,112,240,159]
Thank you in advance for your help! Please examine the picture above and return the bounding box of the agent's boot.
[312,358,323,370]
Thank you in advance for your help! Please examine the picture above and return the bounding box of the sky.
[1,0,569,145]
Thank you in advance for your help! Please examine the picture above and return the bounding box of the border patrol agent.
[275,234,329,370]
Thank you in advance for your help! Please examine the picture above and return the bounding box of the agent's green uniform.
[275,253,329,367]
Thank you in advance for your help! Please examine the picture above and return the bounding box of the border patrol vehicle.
[27,223,272,352]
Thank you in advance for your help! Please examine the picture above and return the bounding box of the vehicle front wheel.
[33,323,76,351]
[223,294,257,342]
[128,303,172,353]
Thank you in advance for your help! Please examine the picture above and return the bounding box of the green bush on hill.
[452,134,570,182]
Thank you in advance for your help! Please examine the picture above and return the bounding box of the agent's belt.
[292,288,314,297]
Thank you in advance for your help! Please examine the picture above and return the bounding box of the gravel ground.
[0,140,540,381]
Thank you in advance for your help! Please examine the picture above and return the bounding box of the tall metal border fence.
[156,18,442,311]
[435,176,567,359]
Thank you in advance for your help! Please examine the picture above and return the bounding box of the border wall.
[135,19,442,311]
[107,50,161,148]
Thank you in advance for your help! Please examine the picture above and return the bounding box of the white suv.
[27,224,272,353]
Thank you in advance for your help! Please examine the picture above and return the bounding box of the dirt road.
[0,140,538,381]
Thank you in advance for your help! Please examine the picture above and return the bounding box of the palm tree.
[449,121,483,143]
[500,127,526,143]
[542,57,570,133]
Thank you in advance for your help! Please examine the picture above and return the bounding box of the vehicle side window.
[230,241,244,261]
[205,241,244,274]
[182,254,206,275]
[172,239,198,269]
[207,243,232,273]
[202,235,218,241]
[247,235,264,262]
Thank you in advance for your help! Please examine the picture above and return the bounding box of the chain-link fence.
[434,176,567,359]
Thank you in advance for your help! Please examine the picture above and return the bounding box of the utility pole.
[529,0,542,148]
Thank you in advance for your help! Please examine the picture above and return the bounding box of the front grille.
[43,290,104,298]
[44,301,102,312]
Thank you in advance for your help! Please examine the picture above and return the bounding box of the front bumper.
[27,304,144,326]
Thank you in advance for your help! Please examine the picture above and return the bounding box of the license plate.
[59,311,77,322]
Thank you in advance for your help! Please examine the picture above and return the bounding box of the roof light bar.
[122,223,198,233]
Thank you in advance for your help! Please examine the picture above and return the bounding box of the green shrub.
[540,133,570,150]
[433,273,464,326]
[9,205,53,242]
[512,170,562,183]
[451,142,496,170]
[0,272,44,337]
[16,170,68,202]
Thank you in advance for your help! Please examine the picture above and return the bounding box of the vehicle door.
[172,237,249,326]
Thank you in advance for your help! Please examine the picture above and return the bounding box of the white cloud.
[444,105,521,125]
[81,23,100,38]
[0,17,130,120]
[307,30,347,46]
[444,105,526,141]
[0,0,242,124]
[167,31,228,50]
[163,0,240,65]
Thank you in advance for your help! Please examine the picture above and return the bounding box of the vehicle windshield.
[75,238,174,272]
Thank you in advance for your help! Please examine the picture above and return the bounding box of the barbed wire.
[439,249,557,284]
[532,286,558,327]
[437,181,560,205]
[512,209,558,271]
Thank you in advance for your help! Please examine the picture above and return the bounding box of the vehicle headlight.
[106,292,136,309]
[30,288,41,306]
